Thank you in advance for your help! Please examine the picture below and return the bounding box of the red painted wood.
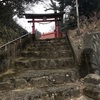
[28,19,61,23]
[32,19,35,34]
[55,18,59,38]
[25,12,65,37]
[40,32,66,40]
[40,32,55,39]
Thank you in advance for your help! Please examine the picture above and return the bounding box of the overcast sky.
[13,1,55,33]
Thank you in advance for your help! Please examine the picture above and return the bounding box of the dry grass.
[79,15,100,34]
[0,69,16,80]
[68,15,100,61]
[70,95,93,100]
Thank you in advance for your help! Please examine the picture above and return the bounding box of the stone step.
[34,42,68,47]
[28,44,70,51]
[21,50,72,58]
[17,69,79,88]
[35,39,67,45]
[14,57,74,70]
[36,37,67,44]
[0,83,81,100]
[1,69,79,90]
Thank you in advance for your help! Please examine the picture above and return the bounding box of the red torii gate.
[24,12,65,38]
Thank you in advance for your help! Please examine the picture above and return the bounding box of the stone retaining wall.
[68,31,100,77]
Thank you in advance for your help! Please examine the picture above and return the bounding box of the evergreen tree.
[0,0,41,22]
[56,0,100,17]
[54,0,100,29]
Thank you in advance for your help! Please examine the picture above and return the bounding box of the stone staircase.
[14,38,75,70]
[0,37,84,100]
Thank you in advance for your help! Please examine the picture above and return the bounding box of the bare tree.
[43,0,59,12]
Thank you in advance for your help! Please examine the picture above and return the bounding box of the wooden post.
[76,0,80,35]
[32,19,35,34]
[55,18,59,38]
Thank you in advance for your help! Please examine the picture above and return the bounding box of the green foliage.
[0,0,41,20]
[78,0,100,17]
[55,0,100,30]
[56,0,100,17]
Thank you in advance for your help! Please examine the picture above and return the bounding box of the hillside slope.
[0,20,27,46]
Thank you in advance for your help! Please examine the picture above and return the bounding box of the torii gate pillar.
[32,19,35,34]
[55,18,59,38]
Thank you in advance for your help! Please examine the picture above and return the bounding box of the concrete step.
[0,83,81,100]
[21,50,72,58]
[14,57,74,70]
